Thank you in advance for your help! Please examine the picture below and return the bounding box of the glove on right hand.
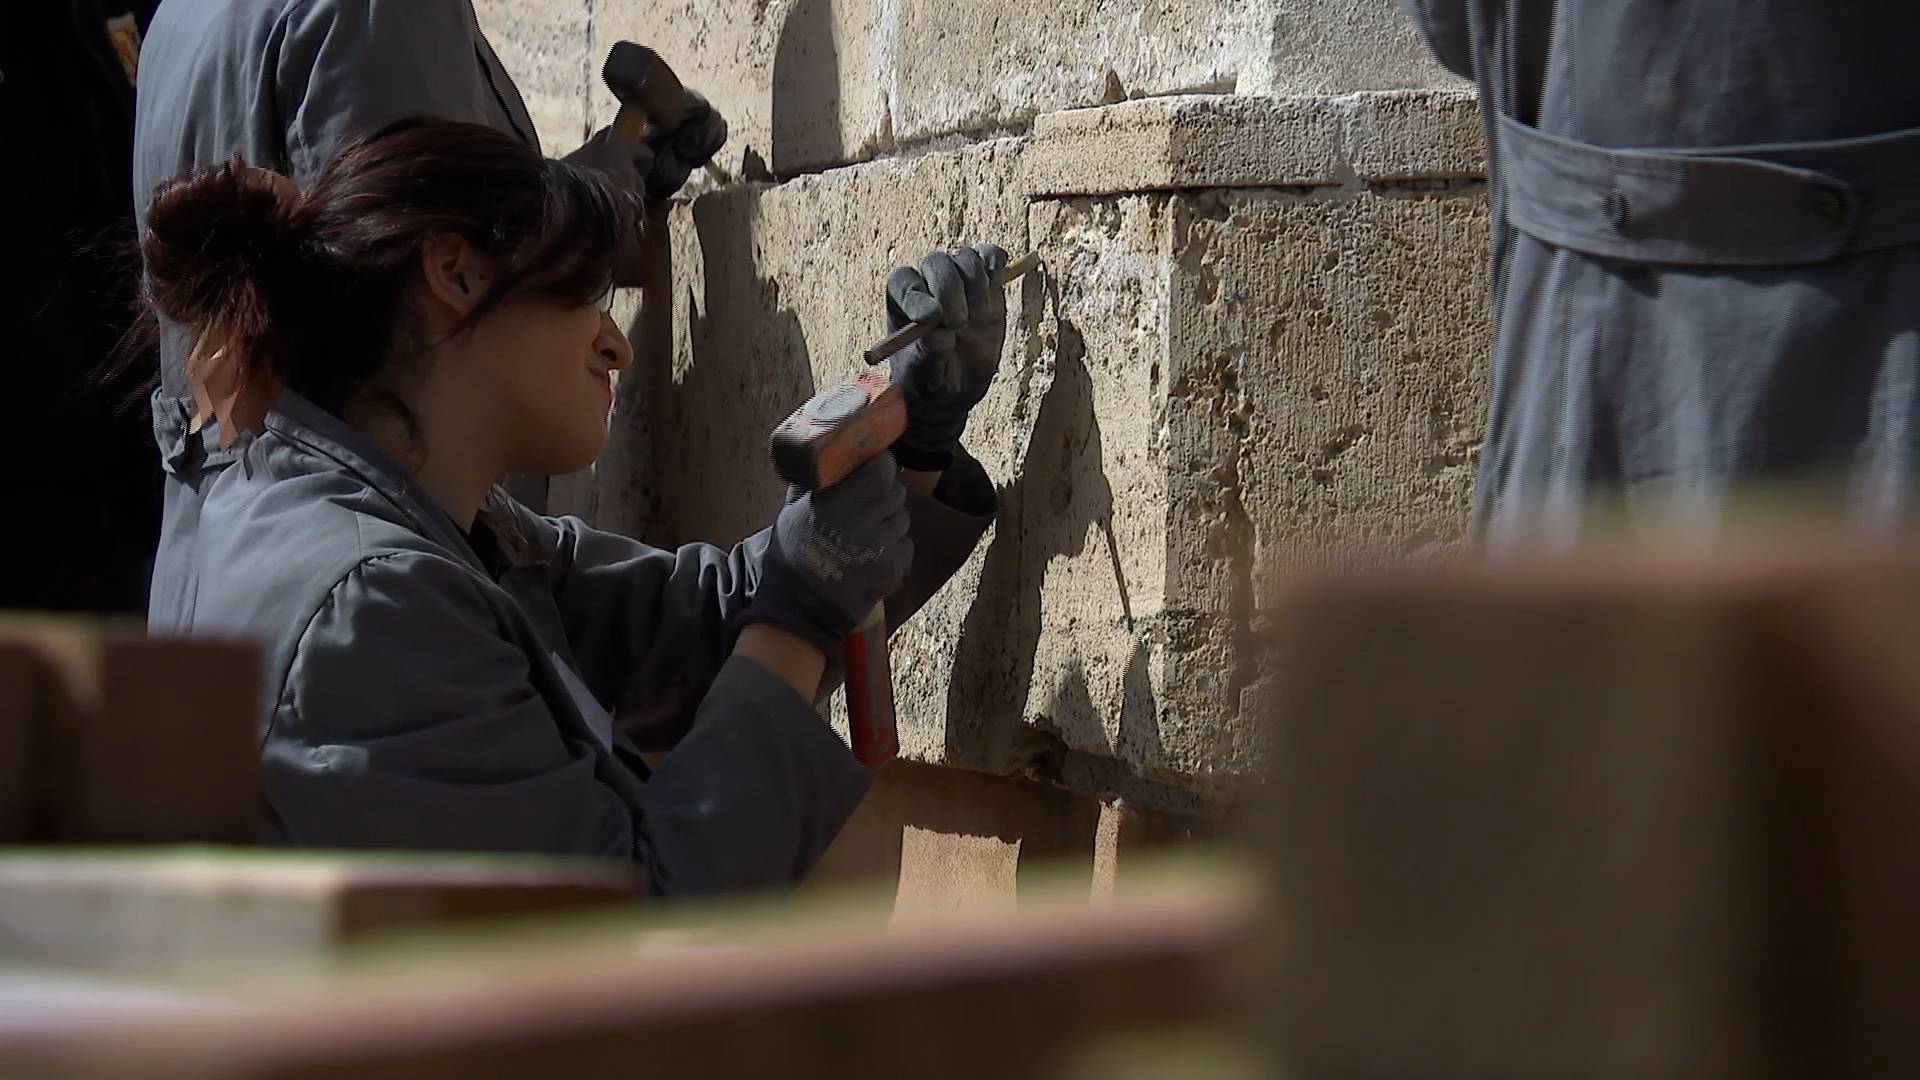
[565,88,728,203]
[884,244,1009,471]
[743,453,914,653]
[640,88,728,202]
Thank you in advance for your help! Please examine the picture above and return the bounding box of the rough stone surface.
[617,137,1033,547]
[1024,94,1347,196]
[879,0,1451,147]
[1026,90,1483,196]
[885,0,1463,148]
[1343,88,1486,180]
[1210,189,1492,586]
[553,90,1491,809]
[1266,0,1463,95]
[888,0,1270,146]
[472,0,591,152]
[990,184,1488,802]
[588,0,892,179]
[557,0,1464,178]
[473,6,1492,812]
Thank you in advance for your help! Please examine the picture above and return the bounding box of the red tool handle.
[769,371,909,767]
[841,606,897,767]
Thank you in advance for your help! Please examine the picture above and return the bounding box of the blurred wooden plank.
[1262,541,1920,1079]
[0,971,243,1038]
[0,848,639,979]
[0,857,1252,1080]
[0,619,260,844]
[0,645,45,834]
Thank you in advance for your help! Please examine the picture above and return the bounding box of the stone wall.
[474,1,1489,825]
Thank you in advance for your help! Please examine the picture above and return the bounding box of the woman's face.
[465,294,634,475]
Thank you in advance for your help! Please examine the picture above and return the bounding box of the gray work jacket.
[147,389,995,894]
[134,0,554,560]
[1401,1,1920,543]
[135,0,538,402]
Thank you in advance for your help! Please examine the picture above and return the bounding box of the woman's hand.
[567,89,728,288]
[884,244,1010,473]
[741,452,914,660]
[565,89,727,204]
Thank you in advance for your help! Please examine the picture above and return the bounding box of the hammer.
[602,42,727,182]
[769,251,1040,768]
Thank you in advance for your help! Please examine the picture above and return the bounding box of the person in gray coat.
[133,0,723,578]
[134,117,1007,894]
[1399,1,1920,544]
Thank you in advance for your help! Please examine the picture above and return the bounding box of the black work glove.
[566,88,729,204]
[743,453,914,654]
[884,243,1009,472]
[640,88,728,202]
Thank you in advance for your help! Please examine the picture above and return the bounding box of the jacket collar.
[264,390,493,577]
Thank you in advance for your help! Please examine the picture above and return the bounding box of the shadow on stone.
[771,0,842,178]
[1116,636,1162,767]
[943,278,1129,776]
[641,190,821,547]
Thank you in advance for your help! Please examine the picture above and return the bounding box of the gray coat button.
[1808,184,1849,222]
[1604,189,1631,230]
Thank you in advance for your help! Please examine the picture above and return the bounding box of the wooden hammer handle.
[862,250,1040,366]
[611,106,650,144]
[842,606,897,768]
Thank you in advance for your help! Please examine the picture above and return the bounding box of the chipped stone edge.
[1022,88,1485,197]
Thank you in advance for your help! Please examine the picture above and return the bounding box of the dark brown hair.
[134,116,641,418]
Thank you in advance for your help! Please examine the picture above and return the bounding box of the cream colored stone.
[807,761,1209,912]
[1025,89,1484,197]
[574,124,1486,805]
[891,827,1022,919]
[578,0,1464,178]
[890,0,1463,147]
[1177,188,1492,586]
[1024,95,1347,196]
[475,3,1491,809]
[890,0,1269,145]
[1343,88,1486,179]
[632,138,1032,544]
[1267,0,1465,95]
[472,0,592,153]
[949,184,1489,802]
[589,0,891,179]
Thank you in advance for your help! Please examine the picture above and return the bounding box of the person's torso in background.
[1505,0,1920,145]
[134,0,537,396]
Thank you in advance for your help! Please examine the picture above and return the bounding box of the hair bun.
[141,159,302,329]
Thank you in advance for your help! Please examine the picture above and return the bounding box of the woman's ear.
[418,233,493,319]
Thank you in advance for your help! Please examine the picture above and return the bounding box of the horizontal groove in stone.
[1024,89,1486,197]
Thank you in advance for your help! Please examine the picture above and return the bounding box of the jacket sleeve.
[522,448,1000,752]
[269,551,869,895]
[274,0,514,183]
[1398,0,1476,80]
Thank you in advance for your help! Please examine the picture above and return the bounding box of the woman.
[137,117,1006,894]
[135,3,731,525]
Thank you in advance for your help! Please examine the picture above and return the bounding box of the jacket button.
[1808,185,1849,223]
[1603,190,1631,230]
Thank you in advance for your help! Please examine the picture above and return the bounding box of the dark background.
[1,1,165,614]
